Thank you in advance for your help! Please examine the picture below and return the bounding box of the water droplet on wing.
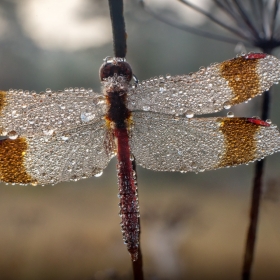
[185,110,194,118]
[7,130,18,140]
[227,111,234,118]
[223,101,231,109]
[94,171,103,177]
[80,112,95,122]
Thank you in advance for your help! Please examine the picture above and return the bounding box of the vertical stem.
[108,0,127,58]
[242,159,265,280]
[242,49,271,280]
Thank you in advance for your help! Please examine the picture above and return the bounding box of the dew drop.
[94,171,103,177]
[185,110,194,118]
[43,129,54,136]
[80,112,95,122]
[158,81,165,92]
[266,119,272,124]
[7,130,18,140]
[191,161,197,168]
[46,88,52,93]
[223,101,231,110]
[11,110,19,118]
[227,111,234,118]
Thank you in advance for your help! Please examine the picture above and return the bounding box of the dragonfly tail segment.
[101,58,140,261]
[115,127,140,261]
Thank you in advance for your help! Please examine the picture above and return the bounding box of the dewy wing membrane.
[0,121,112,185]
[0,88,106,137]
[127,54,280,116]
[130,112,280,173]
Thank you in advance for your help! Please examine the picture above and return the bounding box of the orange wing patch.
[217,118,260,168]
[220,56,260,104]
[0,91,7,134]
[0,91,6,114]
[0,137,36,184]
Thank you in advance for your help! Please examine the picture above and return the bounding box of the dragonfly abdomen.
[115,126,140,261]
[101,58,140,261]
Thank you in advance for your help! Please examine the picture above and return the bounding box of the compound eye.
[99,59,132,82]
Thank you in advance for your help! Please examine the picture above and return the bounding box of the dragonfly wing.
[0,88,106,137]
[130,112,280,172]
[128,54,280,116]
[0,120,114,185]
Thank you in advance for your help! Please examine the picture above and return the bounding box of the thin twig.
[232,0,261,41]
[242,159,265,280]
[257,0,266,38]
[108,0,127,57]
[140,1,251,47]
[214,0,244,26]
[270,0,279,40]
[178,0,250,40]
[213,0,256,42]
[242,49,272,280]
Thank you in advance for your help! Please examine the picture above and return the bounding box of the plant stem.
[108,0,127,58]
[242,49,272,280]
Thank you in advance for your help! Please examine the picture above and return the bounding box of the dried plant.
[141,1,280,279]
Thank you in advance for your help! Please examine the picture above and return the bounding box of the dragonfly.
[0,53,280,261]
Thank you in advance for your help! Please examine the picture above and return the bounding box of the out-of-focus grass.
[0,170,279,280]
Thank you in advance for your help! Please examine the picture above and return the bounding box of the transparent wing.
[0,88,106,137]
[130,112,280,173]
[128,54,280,116]
[0,120,115,185]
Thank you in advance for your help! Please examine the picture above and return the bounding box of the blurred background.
[0,0,279,279]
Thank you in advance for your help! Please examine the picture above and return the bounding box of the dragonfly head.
[99,57,132,82]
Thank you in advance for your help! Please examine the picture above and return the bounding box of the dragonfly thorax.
[99,57,132,82]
